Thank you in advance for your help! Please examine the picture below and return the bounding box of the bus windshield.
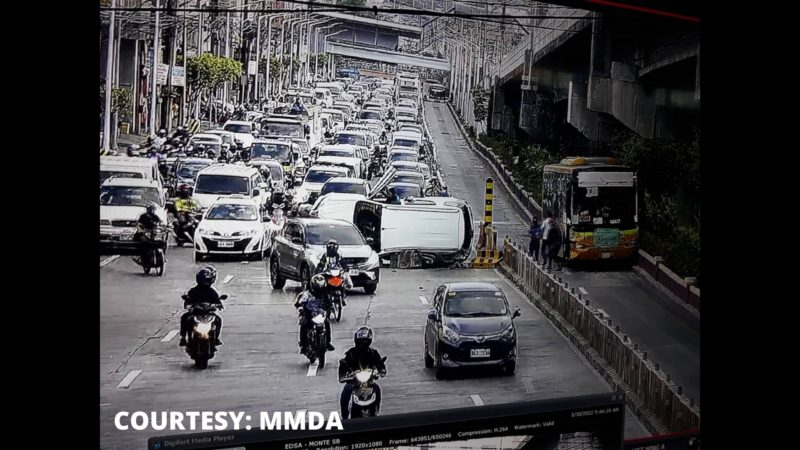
[572,186,636,229]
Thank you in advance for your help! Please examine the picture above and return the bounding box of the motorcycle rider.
[133,202,163,266]
[338,326,387,418]
[179,266,224,347]
[127,144,141,157]
[439,184,451,197]
[153,129,168,148]
[316,239,350,306]
[294,274,336,354]
[173,184,200,241]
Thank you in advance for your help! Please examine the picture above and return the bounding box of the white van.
[315,82,344,96]
[315,155,364,179]
[192,164,271,210]
[100,156,166,191]
[314,195,474,266]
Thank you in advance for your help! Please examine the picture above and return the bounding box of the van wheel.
[363,283,378,295]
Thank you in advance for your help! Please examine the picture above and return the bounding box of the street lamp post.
[314,24,339,82]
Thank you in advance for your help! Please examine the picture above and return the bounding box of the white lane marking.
[223,275,235,284]
[100,255,120,268]
[241,261,249,265]
[100,403,111,407]
[419,296,429,305]
[117,370,143,389]
[470,394,485,406]
[579,287,589,296]
[161,329,179,343]
[306,362,319,377]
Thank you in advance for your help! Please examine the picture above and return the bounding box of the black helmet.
[310,274,326,296]
[157,128,167,137]
[146,202,158,213]
[325,239,339,256]
[178,184,191,197]
[354,326,373,349]
[196,266,217,286]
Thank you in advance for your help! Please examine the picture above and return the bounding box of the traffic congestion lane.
[424,100,701,406]
[101,247,647,449]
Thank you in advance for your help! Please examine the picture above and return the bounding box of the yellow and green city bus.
[542,157,638,262]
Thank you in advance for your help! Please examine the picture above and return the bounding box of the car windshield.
[391,153,417,162]
[263,122,303,137]
[305,169,344,184]
[100,170,143,184]
[100,186,160,207]
[223,123,252,133]
[321,149,354,158]
[392,185,420,198]
[359,111,381,120]
[206,204,258,221]
[394,174,423,184]
[194,175,249,195]
[306,224,365,245]
[268,166,284,180]
[315,92,326,99]
[194,144,221,154]
[444,291,508,317]
[251,143,291,160]
[321,182,367,196]
[209,133,233,144]
[334,134,365,146]
[177,163,210,179]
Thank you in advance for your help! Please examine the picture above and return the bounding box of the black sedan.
[424,282,521,378]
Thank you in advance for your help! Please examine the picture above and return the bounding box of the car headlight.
[442,325,461,345]
[500,324,515,341]
[199,229,220,237]
[232,229,257,237]
[364,252,379,268]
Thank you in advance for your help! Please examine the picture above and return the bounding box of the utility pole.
[102,0,116,153]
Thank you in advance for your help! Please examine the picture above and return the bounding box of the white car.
[222,120,258,148]
[193,196,269,262]
[294,164,351,205]
[100,178,167,253]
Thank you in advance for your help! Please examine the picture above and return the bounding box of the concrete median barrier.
[498,237,700,435]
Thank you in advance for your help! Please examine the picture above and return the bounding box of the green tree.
[186,53,243,107]
[472,87,490,123]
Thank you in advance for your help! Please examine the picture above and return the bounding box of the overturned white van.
[309,188,474,267]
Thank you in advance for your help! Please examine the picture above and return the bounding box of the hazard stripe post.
[471,177,503,268]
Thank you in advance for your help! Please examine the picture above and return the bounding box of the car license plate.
[218,241,235,248]
[470,348,490,358]
[602,252,611,259]
[349,268,360,276]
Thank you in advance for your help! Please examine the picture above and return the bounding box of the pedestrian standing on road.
[547,217,563,271]
[528,216,543,262]
[541,211,554,267]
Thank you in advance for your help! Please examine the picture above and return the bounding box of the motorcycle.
[173,211,201,247]
[182,295,228,369]
[302,309,330,368]
[340,357,388,418]
[321,266,351,322]
[138,226,169,276]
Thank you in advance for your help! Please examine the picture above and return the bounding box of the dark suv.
[268,218,381,294]
[424,282,521,379]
